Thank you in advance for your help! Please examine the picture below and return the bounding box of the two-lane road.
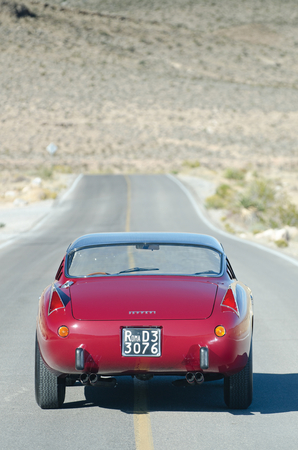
[1,174,298,450]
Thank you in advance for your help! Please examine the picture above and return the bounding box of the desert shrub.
[268,218,279,229]
[206,174,298,231]
[205,195,226,209]
[182,160,200,169]
[205,184,235,209]
[35,167,53,179]
[53,165,73,174]
[42,189,57,200]
[224,167,245,181]
[274,203,298,227]
[224,223,235,234]
[216,184,232,198]
[275,239,288,248]
[239,179,275,212]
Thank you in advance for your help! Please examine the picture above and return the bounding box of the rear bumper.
[74,345,209,372]
[37,318,251,377]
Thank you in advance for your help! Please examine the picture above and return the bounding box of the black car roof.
[66,232,224,254]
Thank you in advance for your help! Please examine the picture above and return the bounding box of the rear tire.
[224,341,253,409]
[35,336,65,409]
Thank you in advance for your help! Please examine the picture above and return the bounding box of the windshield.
[67,243,222,277]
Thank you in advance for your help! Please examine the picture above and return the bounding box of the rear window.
[67,244,222,277]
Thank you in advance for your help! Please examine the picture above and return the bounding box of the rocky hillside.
[1,0,298,176]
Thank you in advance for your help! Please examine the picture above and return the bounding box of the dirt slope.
[1,0,298,175]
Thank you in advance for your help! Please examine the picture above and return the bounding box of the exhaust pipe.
[194,372,204,384]
[80,373,90,385]
[185,372,195,385]
[89,374,117,387]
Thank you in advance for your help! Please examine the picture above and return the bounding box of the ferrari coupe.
[35,232,253,410]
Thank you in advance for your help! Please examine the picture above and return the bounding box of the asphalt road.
[1,174,298,450]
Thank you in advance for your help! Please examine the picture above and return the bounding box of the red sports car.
[35,232,253,409]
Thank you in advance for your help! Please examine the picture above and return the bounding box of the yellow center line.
[124,175,155,450]
[134,379,154,450]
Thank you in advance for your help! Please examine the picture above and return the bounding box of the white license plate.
[122,328,161,357]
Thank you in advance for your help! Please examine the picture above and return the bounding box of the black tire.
[224,341,253,409]
[35,336,65,409]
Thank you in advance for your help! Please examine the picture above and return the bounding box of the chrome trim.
[200,347,209,370]
[220,285,240,317]
[61,280,74,289]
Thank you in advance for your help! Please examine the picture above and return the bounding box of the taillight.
[221,288,239,316]
[48,288,65,315]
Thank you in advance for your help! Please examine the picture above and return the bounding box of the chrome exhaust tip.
[194,372,204,384]
[89,373,99,386]
[185,372,195,385]
[80,373,90,385]
[89,374,117,387]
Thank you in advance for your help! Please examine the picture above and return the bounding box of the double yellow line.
[124,175,154,450]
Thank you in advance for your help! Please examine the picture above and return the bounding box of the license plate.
[122,328,161,357]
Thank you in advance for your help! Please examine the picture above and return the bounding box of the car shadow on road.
[63,373,298,415]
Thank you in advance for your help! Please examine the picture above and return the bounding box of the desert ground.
[1,0,298,254]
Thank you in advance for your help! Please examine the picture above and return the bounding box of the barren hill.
[1,0,298,175]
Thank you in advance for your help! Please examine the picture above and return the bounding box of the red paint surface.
[70,276,218,321]
[37,274,253,378]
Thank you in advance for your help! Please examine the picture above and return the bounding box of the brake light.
[48,288,65,315]
[221,288,239,316]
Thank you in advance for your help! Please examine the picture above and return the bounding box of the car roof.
[66,232,224,255]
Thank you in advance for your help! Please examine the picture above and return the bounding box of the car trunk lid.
[70,276,218,321]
